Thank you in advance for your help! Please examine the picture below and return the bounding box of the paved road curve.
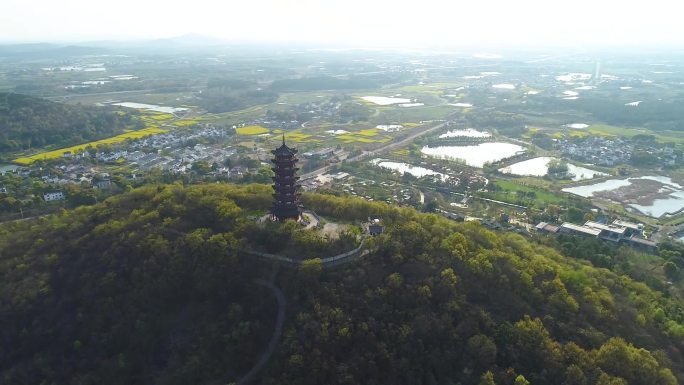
[235,278,287,385]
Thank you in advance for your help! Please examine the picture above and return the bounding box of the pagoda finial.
[282,133,285,145]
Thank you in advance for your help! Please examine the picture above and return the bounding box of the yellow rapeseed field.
[14,127,168,165]
[235,125,269,135]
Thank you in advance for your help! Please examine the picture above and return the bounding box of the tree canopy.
[0,183,682,384]
[0,92,139,153]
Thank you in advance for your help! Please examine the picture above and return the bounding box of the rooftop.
[560,222,601,236]
[584,221,627,235]
[612,220,643,230]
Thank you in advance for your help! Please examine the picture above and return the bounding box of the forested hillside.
[196,79,278,113]
[1,183,683,385]
[268,74,407,92]
[0,92,139,153]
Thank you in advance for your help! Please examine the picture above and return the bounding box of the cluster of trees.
[547,159,569,177]
[658,242,684,283]
[629,135,680,167]
[269,74,404,92]
[0,168,130,219]
[465,111,527,136]
[337,101,372,122]
[266,95,372,125]
[194,77,279,113]
[0,92,140,154]
[0,184,683,384]
[527,95,684,131]
[197,87,278,113]
[579,97,684,131]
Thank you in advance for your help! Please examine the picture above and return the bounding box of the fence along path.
[242,236,369,267]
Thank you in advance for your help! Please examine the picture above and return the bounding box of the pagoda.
[270,135,301,221]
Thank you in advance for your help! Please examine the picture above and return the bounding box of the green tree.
[468,334,497,369]
[595,337,676,385]
[514,374,530,385]
[299,258,323,282]
[595,373,627,385]
[563,364,587,385]
[386,272,403,289]
[548,159,569,176]
[192,161,211,175]
[663,261,680,281]
[422,200,438,213]
[478,371,496,385]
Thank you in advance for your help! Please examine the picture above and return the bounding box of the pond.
[371,159,448,179]
[439,128,491,139]
[630,192,684,217]
[326,129,349,135]
[562,179,633,197]
[109,75,138,80]
[82,80,111,85]
[563,175,684,218]
[499,157,606,181]
[567,164,608,181]
[421,142,524,168]
[361,96,411,105]
[640,176,683,189]
[112,102,188,114]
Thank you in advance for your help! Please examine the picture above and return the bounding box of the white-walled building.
[43,191,65,202]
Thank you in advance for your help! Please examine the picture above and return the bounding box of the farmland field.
[14,127,168,165]
[486,180,564,205]
[588,124,684,144]
[235,125,269,135]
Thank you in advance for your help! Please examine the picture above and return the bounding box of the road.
[236,278,287,385]
[300,120,450,180]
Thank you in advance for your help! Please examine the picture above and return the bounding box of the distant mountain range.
[0,34,279,58]
[0,43,108,59]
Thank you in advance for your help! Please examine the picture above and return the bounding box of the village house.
[303,148,335,160]
[43,191,65,202]
[368,216,385,236]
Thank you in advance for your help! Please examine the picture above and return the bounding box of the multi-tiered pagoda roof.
[270,136,301,221]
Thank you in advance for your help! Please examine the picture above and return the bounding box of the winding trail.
[236,277,286,385]
[243,236,369,268]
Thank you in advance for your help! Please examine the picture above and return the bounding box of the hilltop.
[0,92,139,154]
[0,183,683,385]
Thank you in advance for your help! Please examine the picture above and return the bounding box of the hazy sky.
[1,0,681,47]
